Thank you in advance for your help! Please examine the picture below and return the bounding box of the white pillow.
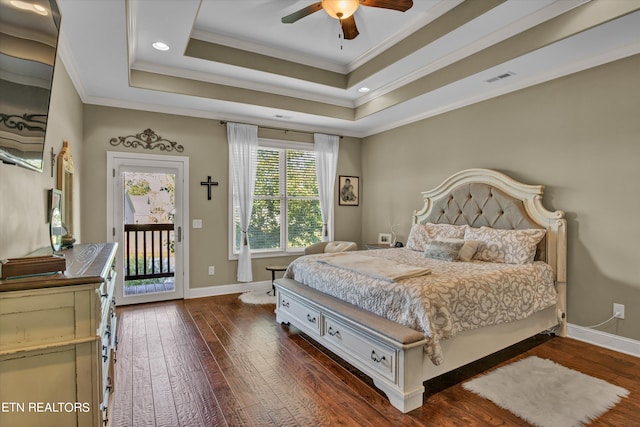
[464,226,545,264]
[406,223,467,252]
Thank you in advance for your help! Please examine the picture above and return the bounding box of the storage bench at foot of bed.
[274,278,428,413]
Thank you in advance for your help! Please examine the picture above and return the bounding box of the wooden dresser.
[0,243,118,427]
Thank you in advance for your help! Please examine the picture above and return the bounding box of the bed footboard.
[275,278,428,413]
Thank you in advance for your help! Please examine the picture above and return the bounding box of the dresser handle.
[102,345,108,362]
[281,299,290,308]
[327,326,340,337]
[371,350,385,363]
[306,314,316,323]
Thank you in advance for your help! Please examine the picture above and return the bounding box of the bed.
[274,168,566,413]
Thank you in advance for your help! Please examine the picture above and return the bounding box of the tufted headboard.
[413,169,566,327]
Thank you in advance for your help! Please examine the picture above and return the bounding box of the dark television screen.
[0,0,61,172]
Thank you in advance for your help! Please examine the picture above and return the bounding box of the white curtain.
[314,133,339,242]
[228,122,258,282]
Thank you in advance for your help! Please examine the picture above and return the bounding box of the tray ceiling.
[56,0,640,137]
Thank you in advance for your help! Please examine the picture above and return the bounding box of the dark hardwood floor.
[111,294,639,426]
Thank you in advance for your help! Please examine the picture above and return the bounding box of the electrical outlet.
[208,266,215,275]
[613,303,625,319]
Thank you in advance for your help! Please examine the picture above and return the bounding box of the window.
[230,140,325,256]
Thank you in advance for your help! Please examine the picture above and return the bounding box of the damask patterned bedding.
[284,248,557,365]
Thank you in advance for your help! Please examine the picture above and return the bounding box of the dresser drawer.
[97,270,116,318]
[100,331,112,390]
[278,291,321,336]
[322,316,396,383]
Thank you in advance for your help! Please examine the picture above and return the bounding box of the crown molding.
[130,61,355,108]
[347,0,463,72]
[356,0,589,106]
[56,31,88,101]
[363,42,640,137]
[190,29,348,74]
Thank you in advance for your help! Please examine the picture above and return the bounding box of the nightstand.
[366,243,392,250]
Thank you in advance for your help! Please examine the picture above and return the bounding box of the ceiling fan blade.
[341,15,359,40]
[358,0,413,12]
[281,2,323,23]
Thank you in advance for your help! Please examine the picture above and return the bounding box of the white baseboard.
[567,323,640,358]
[186,280,272,299]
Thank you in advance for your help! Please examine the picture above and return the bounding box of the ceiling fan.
[281,0,414,40]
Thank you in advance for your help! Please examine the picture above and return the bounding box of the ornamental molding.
[109,128,183,152]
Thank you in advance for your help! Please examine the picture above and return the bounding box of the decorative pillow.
[406,223,467,252]
[464,226,546,264]
[459,239,480,262]
[423,239,464,261]
[436,237,480,262]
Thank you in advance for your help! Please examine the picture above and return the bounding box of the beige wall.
[0,59,83,260]
[82,105,362,288]
[361,54,640,342]
[5,48,636,345]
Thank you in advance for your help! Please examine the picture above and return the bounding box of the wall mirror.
[0,0,61,172]
[57,140,74,236]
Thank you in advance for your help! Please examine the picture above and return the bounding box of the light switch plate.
[192,219,202,229]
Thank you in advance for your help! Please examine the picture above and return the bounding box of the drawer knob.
[371,350,386,364]
[327,326,340,337]
[281,299,290,308]
[306,314,316,323]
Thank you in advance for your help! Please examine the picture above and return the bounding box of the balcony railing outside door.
[124,223,175,281]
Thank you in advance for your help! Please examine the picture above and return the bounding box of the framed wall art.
[338,175,359,206]
[378,233,392,245]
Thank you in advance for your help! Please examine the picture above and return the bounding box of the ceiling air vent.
[485,72,516,83]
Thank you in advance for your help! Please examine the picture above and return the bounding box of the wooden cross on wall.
[200,176,219,200]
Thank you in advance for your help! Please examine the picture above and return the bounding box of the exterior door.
[107,152,189,305]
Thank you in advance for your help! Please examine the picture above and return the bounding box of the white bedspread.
[284,248,557,365]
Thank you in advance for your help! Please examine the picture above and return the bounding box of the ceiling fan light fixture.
[321,0,360,20]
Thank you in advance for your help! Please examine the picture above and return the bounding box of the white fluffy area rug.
[239,289,276,305]
[463,356,629,427]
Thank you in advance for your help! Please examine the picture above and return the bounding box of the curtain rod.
[219,121,342,139]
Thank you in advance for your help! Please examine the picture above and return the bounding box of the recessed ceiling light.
[152,42,170,51]
[358,87,370,93]
[10,1,48,15]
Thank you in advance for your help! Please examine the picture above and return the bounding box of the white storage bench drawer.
[278,290,321,336]
[274,278,428,413]
[322,316,396,382]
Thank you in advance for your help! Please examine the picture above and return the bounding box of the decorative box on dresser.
[0,243,118,427]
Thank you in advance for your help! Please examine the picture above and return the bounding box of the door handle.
[177,226,182,242]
